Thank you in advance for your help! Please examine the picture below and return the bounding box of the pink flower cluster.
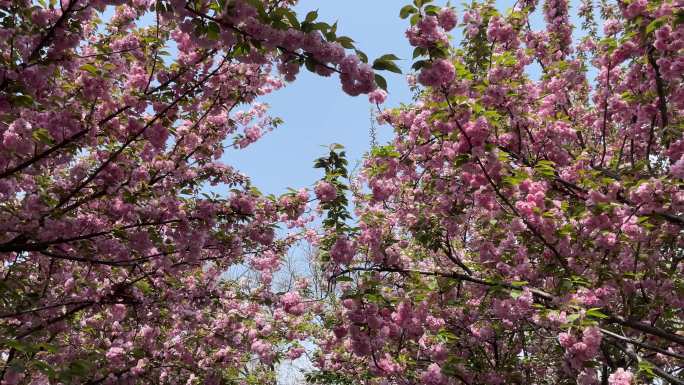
[671,158,684,179]
[370,178,396,201]
[231,194,256,215]
[622,0,647,19]
[542,0,572,55]
[608,368,633,385]
[368,89,388,104]
[279,188,310,222]
[558,327,602,369]
[286,347,306,360]
[330,236,357,264]
[438,8,458,31]
[315,181,338,202]
[281,291,306,316]
[250,340,275,364]
[462,10,482,38]
[486,16,514,43]
[339,55,376,96]
[406,16,449,48]
[417,59,455,88]
[421,363,446,385]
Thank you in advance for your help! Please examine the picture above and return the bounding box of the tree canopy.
[1,0,683,384]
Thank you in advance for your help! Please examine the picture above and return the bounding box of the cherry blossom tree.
[3,0,683,384]
[311,0,684,384]
[0,0,393,383]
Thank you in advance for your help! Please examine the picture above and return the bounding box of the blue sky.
[226,0,425,196]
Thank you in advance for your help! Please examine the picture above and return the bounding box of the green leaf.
[599,37,618,53]
[413,0,433,7]
[11,94,34,107]
[371,145,400,158]
[374,74,388,91]
[67,360,90,376]
[645,17,666,35]
[428,45,449,59]
[412,59,430,71]
[304,56,316,72]
[32,360,56,377]
[557,224,573,237]
[35,342,58,354]
[410,13,421,26]
[400,5,417,19]
[424,5,440,15]
[453,61,473,80]
[570,275,591,288]
[502,175,523,186]
[32,128,53,145]
[336,276,353,282]
[206,21,220,40]
[586,308,609,319]
[675,9,684,27]
[372,59,402,74]
[209,1,222,12]
[436,328,458,343]
[638,360,656,378]
[378,53,401,61]
[534,160,556,179]
[413,47,427,59]
[336,36,355,49]
[79,64,99,75]
[453,154,470,167]
[304,10,318,23]
[355,50,368,63]
[284,11,300,28]
[309,22,328,32]
[5,339,30,353]
[594,202,612,213]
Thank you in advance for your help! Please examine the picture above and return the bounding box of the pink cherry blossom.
[608,368,633,385]
[315,181,338,202]
[369,89,388,104]
[418,59,455,87]
[438,8,458,31]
